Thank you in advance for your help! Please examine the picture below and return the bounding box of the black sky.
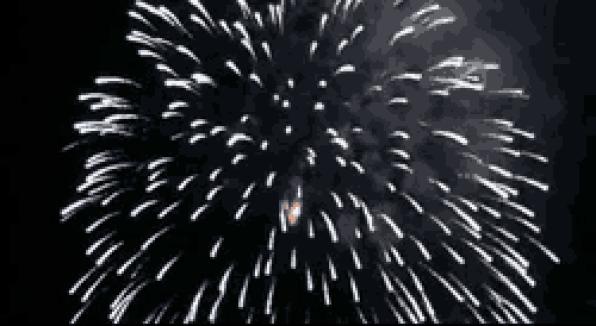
[9,0,594,323]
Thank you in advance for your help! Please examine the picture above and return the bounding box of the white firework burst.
[63,0,558,323]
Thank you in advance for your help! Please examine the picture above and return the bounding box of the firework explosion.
[63,0,559,323]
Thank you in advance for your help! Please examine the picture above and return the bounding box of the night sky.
[9,0,594,323]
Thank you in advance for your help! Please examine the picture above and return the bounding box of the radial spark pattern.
[63,0,559,323]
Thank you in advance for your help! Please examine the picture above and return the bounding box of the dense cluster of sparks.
[63,0,559,323]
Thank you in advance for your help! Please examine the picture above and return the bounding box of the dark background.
[9,0,594,323]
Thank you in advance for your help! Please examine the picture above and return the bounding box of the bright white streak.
[320,211,339,243]
[191,204,209,221]
[234,203,249,220]
[156,255,180,281]
[210,238,223,258]
[351,246,362,270]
